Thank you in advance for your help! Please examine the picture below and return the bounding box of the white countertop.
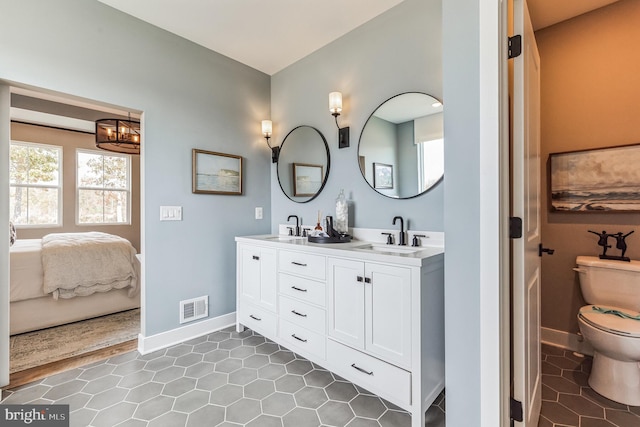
[236,234,444,267]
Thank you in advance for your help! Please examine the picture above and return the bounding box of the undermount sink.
[264,235,303,242]
[354,244,424,254]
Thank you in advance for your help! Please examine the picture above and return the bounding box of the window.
[9,141,62,227]
[417,138,444,192]
[77,149,131,225]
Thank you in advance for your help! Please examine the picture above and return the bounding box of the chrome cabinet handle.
[351,363,374,376]
[249,314,261,321]
[291,310,307,318]
[291,261,308,267]
[292,334,307,343]
[252,255,260,260]
[291,286,307,292]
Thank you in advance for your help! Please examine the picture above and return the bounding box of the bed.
[9,232,140,335]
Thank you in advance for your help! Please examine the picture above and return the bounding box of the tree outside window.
[77,149,130,225]
[9,141,62,227]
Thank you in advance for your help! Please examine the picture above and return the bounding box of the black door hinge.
[508,35,522,59]
[510,397,523,422]
[509,217,522,239]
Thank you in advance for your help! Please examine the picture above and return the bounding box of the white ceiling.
[97,0,405,75]
[97,0,620,75]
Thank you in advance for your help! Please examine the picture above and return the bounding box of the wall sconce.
[262,120,279,163]
[329,92,350,149]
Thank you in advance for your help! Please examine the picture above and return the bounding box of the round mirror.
[277,125,330,203]
[358,92,443,199]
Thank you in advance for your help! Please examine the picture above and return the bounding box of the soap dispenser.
[335,189,348,234]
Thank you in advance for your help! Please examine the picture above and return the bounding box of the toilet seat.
[579,305,640,337]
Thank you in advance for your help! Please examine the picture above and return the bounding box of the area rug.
[10,309,140,373]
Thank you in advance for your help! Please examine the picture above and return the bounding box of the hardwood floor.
[7,339,138,390]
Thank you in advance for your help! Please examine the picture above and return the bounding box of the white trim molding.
[137,312,236,355]
[541,326,594,356]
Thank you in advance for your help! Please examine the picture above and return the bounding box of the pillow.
[9,221,16,247]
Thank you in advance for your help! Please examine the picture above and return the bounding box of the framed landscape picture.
[293,163,323,197]
[192,149,243,195]
[549,144,640,212]
[373,162,393,189]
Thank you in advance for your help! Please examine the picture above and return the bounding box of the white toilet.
[575,255,640,406]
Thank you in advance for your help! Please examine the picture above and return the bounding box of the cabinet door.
[364,263,412,368]
[327,258,365,349]
[240,246,277,312]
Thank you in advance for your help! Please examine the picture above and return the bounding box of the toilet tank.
[575,256,640,311]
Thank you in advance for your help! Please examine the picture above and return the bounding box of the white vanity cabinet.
[236,243,277,336]
[327,257,412,369]
[235,236,444,427]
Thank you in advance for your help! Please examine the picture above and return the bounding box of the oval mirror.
[358,92,443,199]
[277,125,330,203]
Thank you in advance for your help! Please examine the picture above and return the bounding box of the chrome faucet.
[393,216,406,246]
[287,215,300,237]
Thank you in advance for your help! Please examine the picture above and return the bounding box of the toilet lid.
[579,305,640,337]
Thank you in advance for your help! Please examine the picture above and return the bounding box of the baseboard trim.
[541,326,593,356]
[138,312,236,355]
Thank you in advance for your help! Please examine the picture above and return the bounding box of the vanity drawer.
[326,339,411,408]
[279,250,326,281]
[238,302,276,337]
[279,273,326,307]
[279,319,326,360]
[279,295,326,334]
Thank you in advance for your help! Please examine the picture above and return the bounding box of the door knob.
[538,243,555,257]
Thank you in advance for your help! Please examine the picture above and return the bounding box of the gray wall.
[396,120,417,197]
[270,0,443,232]
[0,0,271,336]
[359,116,398,198]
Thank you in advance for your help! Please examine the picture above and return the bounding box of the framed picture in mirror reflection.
[373,162,393,189]
[293,163,324,197]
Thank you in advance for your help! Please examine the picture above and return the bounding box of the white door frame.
[0,81,145,392]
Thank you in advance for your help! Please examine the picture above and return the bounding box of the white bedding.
[42,232,137,299]
[9,239,46,302]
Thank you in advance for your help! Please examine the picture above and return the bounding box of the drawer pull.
[249,314,262,321]
[291,261,308,267]
[291,310,307,318]
[291,286,308,293]
[252,255,260,260]
[351,363,374,376]
[292,334,308,343]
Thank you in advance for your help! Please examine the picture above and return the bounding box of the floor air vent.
[180,296,208,324]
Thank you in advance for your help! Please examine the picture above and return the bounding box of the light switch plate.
[160,206,182,221]
[255,207,263,220]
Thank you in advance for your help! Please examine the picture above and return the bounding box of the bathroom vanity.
[236,234,444,427]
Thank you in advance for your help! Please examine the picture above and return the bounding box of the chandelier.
[95,118,141,155]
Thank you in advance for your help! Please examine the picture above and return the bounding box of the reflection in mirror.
[277,126,330,203]
[358,92,443,199]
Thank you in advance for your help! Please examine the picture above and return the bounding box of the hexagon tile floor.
[1,327,446,427]
[539,343,640,426]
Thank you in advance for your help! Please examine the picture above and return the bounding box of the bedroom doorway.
[2,84,144,388]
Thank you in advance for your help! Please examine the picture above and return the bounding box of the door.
[239,245,276,311]
[512,0,542,425]
[365,263,411,368]
[327,258,365,348]
[1,84,10,393]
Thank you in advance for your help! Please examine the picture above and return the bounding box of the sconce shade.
[95,118,140,155]
[262,120,273,137]
[329,92,343,116]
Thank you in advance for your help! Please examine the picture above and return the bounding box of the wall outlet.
[160,206,182,221]
[255,207,263,220]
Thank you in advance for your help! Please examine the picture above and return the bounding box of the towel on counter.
[592,306,640,321]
